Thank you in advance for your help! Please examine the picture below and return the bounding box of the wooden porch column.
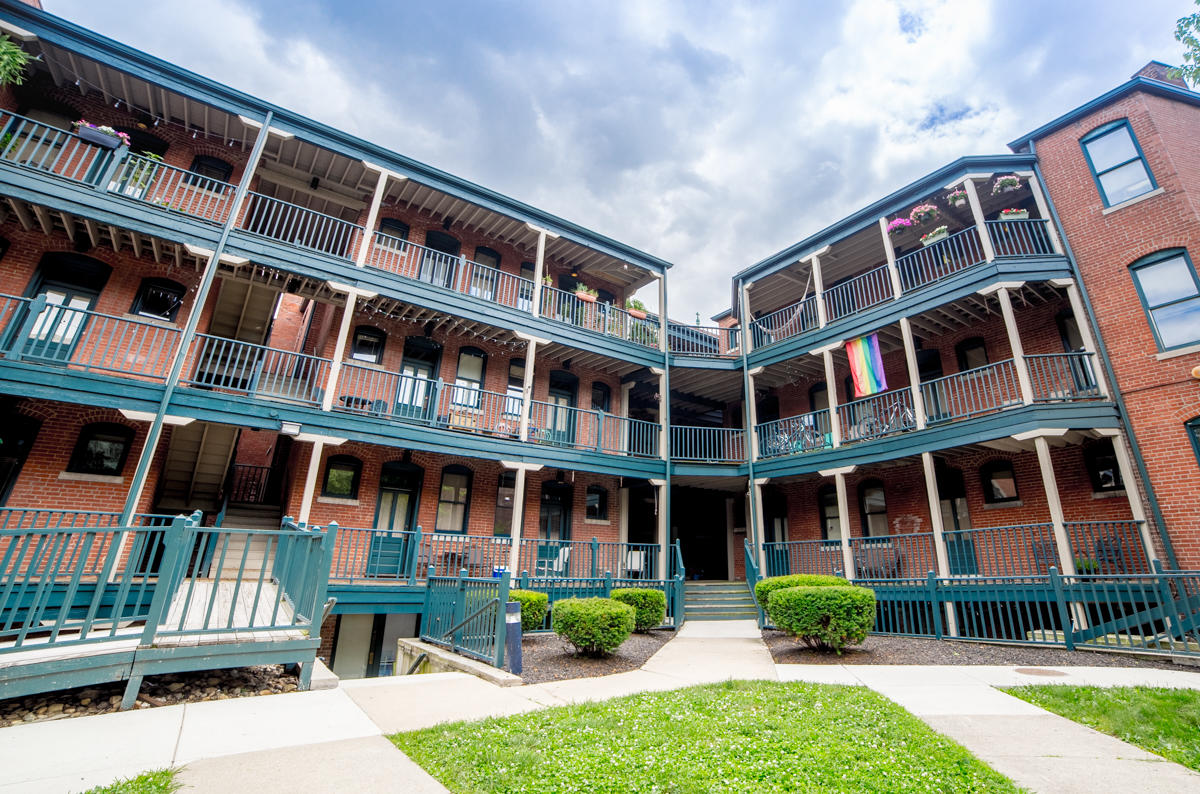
[920,452,958,635]
[810,252,829,328]
[515,334,543,442]
[899,317,927,430]
[1102,430,1160,567]
[503,463,542,574]
[526,224,559,316]
[995,286,1035,404]
[962,178,997,261]
[877,216,903,299]
[297,441,325,526]
[831,469,855,580]
[1021,171,1064,254]
[821,346,842,447]
[353,166,398,267]
[752,477,769,573]
[650,478,669,579]
[746,366,763,462]
[1033,436,1078,576]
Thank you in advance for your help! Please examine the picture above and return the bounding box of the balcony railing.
[763,538,842,577]
[366,232,537,309]
[0,111,111,185]
[108,153,235,225]
[513,537,661,579]
[757,409,832,459]
[837,387,916,445]
[1065,520,1150,574]
[0,294,179,381]
[229,463,273,504]
[670,425,745,463]
[540,286,662,350]
[1027,353,1101,401]
[848,533,936,579]
[825,263,894,322]
[896,227,986,293]
[239,192,364,260]
[529,399,661,458]
[667,323,740,357]
[986,218,1055,258]
[183,335,330,406]
[751,295,818,348]
[921,359,1023,424]
[942,523,1060,576]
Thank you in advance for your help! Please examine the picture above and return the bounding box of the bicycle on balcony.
[766,423,826,456]
[854,401,916,440]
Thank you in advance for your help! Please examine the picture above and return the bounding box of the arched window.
[1129,249,1200,351]
[494,470,516,536]
[187,155,233,184]
[1189,418,1200,467]
[586,485,608,521]
[858,480,888,537]
[322,455,362,499]
[591,382,611,413]
[981,460,1019,504]
[68,423,134,476]
[130,277,186,321]
[351,325,386,364]
[1080,119,1156,207]
[818,484,840,541]
[1083,439,1123,493]
[955,337,988,371]
[452,347,486,408]
[420,230,460,288]
[436,465,472,534]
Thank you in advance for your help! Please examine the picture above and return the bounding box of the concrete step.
[685,612,760,621]
[684,604,759,616]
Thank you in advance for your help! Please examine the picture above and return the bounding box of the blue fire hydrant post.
[505,601,522,675]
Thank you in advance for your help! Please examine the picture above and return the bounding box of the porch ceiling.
[669,366,746,406]
[536,341,644,378]
[671,474,747,492]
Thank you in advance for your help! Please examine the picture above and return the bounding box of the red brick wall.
[1033,88,1200,567]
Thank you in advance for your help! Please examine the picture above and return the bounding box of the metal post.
[504,600,522,674]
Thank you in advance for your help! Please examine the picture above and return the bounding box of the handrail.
[540,285,661,349]
[751,295,818,348]
[1026,353,1101,401]
[837,387,916,444]
[667,323,740,357]
[824,263,893,321]
[0,110,112,185]
[183,334,330,405]
[896,226,986,293]
[985,218,1055,258]
[669,425,746,463]
[439,595,501,641]
[239,191,364,260]
[756,409,832,458]
[109,153,235,224]
[920,359,1023,424]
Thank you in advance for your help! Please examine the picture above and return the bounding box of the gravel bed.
[764,631,1183,669]
[0,665,299,728]
[517,630,671,684]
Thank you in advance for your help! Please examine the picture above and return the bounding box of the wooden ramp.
[157,579,304,645]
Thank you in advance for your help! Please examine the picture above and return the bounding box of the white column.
[618,485,630,544]
[963,178,997,261]
[1105,431,1160,566]
[740,280,755,353]
[517,338,539,442]
[746,367,762,461]
[835,472,854,579]
[899,317,927,430]
[657,274,669,354]
[354,168,394,267]
[320,293,359,412]
[505,465,529,573]
[526,224,559,316]
[297,441,325,526]
[651,479,669,579]
[653,368,668,461]
[920,452,958,634]
[811,254,828,328]
[822,348,842,447]
[878,216,903,299]
[1023,172,1064,254]
[996,286,1035,404]
[1034,436,1077,576]
[1063,281,1111,396]
[752,478,769,573]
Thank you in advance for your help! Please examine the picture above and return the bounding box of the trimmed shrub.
[766,585,876,653]
[552,597,635,656]
[508,589,549,632]
[754,574,846,611]
[611,588,667,632]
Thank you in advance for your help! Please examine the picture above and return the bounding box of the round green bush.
[551,597,635,656]
[610,588,667,632]
[508,589,549,632]
[766,585,876,653]
[754,574,846,611]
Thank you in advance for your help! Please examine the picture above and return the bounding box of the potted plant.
[541,275,553,286]
[625,298,647,320]
[72,120,131,149]
[920,225,949,246]
[999,207,1029,221]
[126,152,164,190]
[908,204,939,224]
[886,217,913,236]
[991,175,1022,195]
[946,188,969,208]
[575,285,599,303]
[1074,557,1099,574]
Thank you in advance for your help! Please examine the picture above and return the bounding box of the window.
[452,347,486,408]
[955,337,988,371]
[1190,418,1200,468]
[505,359,525,417]
[1056,310,1085,353]
[1084,439,1124,493]
[377,218,410,251]
[322,455,362,499]
[471,246,501,300]
[436,465,472,533]
[809,382,828,412]
[1129,250,1200,350]
[420,230,460,288]
[518,262,535,312]
[350,326,386,364]
[130,278,185,322]
[67,423,133,476]
[187,155,233,184]
[586,485,608,521]
[494,470,515,536]
[818,484,840,541]
[591,382,611,413]
[981,460,1019,504]
[1080,120,1156,207]
[858,480,887,537]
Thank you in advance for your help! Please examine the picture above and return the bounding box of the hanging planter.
[999,208,1029,221]
[991,175,1022,195]
[946,188,969,208]
[625,298,647,320]
[908,204,939,225]
[575,287,598,303]
[920,226,949,247]
[73,120,130,149]
[886,217,913,236]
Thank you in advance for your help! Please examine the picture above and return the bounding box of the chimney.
[1132,61,1189,89]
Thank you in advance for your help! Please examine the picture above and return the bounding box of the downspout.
[1029,146,1178,569]
[119,111,275,524]
[738,277,761,563]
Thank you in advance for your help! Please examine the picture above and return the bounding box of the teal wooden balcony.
[670,425,746,463]
[183,334,330,406]
[667,322,740,358]
[758,409,833,457]
[239,192,364,260]
[539,283,661,350]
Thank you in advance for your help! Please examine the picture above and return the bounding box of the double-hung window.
[1080,120,1156,207]
[1129,250,1200,350]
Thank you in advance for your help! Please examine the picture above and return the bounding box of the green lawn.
[1005,685,1200,772]
[391,680,1017,793]
[78,769,178,794]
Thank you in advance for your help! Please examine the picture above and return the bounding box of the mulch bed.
[0,665,299,729]
[764,631,1183,669]
[517,630,672,684]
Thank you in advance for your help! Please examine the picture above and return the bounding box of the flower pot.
[950,198,968,208]
[628,309,647,320]
[999,185,1018,193]
[921,230,949,247]
[1000,210,1029,221]
[76,126,123,149]
[575,292,596,303]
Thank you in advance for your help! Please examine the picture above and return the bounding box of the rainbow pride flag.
[846,333,887,398]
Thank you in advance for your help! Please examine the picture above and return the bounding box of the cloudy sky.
[49,0,1189,321]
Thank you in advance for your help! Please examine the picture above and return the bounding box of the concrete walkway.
[2,621,1199,792]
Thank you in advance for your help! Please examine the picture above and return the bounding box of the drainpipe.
[118,111,274,525]
[1028,150,1178,569]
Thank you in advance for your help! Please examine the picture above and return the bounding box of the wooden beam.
[107,226,121,253]
[6,197,33,230]
[57,211,75,242]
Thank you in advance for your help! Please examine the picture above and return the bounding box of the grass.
[77,769,179,794]
[391,680,1018,793]
[1005,685,1200,772]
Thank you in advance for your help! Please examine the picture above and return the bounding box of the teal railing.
[743,538,768,628]
[108,153,235,224]
[0,507,175,531]
[941,523,1060,577]
[896,226,986,293]
[528,399,660,458]
[757,410,832,459]
[825,263,893,322]
[1065,520,1150,574]
[183,334,330,406]
[921,359,1023,424]
[667,322,740,358]
[670,425,746,463]
[751,295,818,348]
[986,218,1055,258]
[512,572,683,631]
[513,537,661,580]
[848,533,936,579]
[421,569,509,667]
[1027,353,1101,402]
[838,387,916,444]
[239,191,365,260]
[0,110,113,185]
[762,538,842,577]
[540,285,662,349]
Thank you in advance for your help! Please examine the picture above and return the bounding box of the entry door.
[917,349,945,422]
[22,285,96,362]
[395,360,435,421]
[546,388,576,445]
[938,465,977,575]
[0,414,40,505]
[368,465,420,578]
[420,231,460,289]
